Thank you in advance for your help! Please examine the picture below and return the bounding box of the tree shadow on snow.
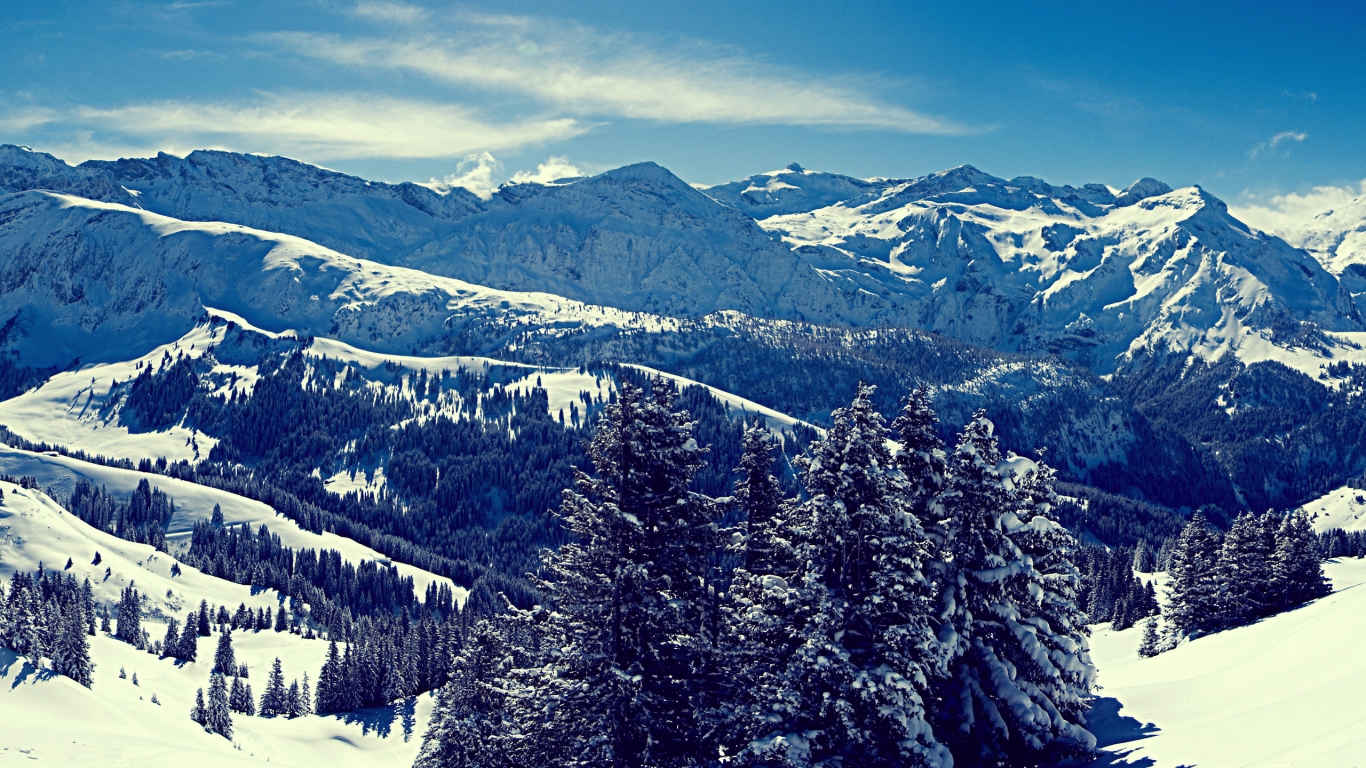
[1,648,56,689]
[1081,697,1160,767]
[332,697,418,740]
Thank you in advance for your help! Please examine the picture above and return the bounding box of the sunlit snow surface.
[1298,485,1366,533]
[1089,558,1366,767]
[0,480,435,766]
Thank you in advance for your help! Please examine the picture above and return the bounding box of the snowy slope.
[1298,484,1366,533]
[1089,558,1366,767]
[0,190,673,369]
[0,480,436,766]
[0,447,459,600]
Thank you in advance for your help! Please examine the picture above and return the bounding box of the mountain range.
[5,143,1366,519]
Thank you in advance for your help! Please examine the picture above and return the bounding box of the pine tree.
[1138,618,1160,658]
[191,687,207,726]
[300,672,312,716]
[1271,512,1332,609]
[52,600,94,687]
[890,384,948,536]
[722,384,949,767]
[286,679,302,718]
[206,673,233,739]
[1213,513,1274,628]
[733,419,788,574]
[115,587,142,645]
[275,605,288,632]
[496,378,719,767]
[161,618,180,658]
[933,411,1096,765]
[1165,514,1222,638]
[315,640,343,714]
[261,657,288,716]
[178,614,199,661]
[213,628,236,675]
[415,619,519,768]
[197,600,212,636]
[211,503,224,527]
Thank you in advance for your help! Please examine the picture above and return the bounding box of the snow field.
[1299,485,1366,533]
[1090,558,1366,767]
[0,481,434,767]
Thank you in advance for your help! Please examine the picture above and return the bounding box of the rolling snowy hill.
[1089,558,1366,767]
[0,479,437,766]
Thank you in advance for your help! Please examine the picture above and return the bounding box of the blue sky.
[2,0,1363,226]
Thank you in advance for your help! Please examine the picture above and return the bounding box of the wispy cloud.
[267,16,964,133]
[422,153,587,199]
[1249,130,1307,158]
[1229,180,1366,234]
[352,1,427,25]
[1282,90,1318,101]
[7,93,588,162]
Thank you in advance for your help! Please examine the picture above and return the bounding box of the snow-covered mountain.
[0,190,672,368]
[748,165,1363,373]
[7,145,1361,377]
[1275,191,1366,301]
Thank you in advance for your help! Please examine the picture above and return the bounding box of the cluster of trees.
[315,611,463,713]
[417,380,1097,768]
[67,478,175,551]
[1163,510,1330,642]
[0,567,95,687]
[180,517,456,630]
[1077,545,1159,631]
[1319,526,1366,559]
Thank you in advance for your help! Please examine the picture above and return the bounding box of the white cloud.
[269,17,964,133]
[1249,130,1307,158]
[511,156,583,184]
[23,93,588,162]
[352,1,427,24]
[1229,180,1366,234]
[425,152,502,199]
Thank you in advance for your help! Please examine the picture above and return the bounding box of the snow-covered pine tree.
[206,673,233,738]
[890,385,948,537]
[1164,513,1222,639]
[315,640,343,714]
[1213,513,1275,628]
[161,618,179,658]
[1137,618,1160,658]
[52,599,94,687]
[286,679,302,717]
[191,687,207,726]
[213,628,236,675]
[300,672,312,716]
[1271,511,1331,609]
[197,600,212,636]
[732,384,948,767]
[933,411,1096,765]
[178,613,199,661]
[115,586,142,644]
[1002,460,1097,762]
[733,419,789,574]
[229,676,251,714]
[275,605,288,632]
[493,378,719,767]
[261,657,287,716]
[415,618,520,768]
